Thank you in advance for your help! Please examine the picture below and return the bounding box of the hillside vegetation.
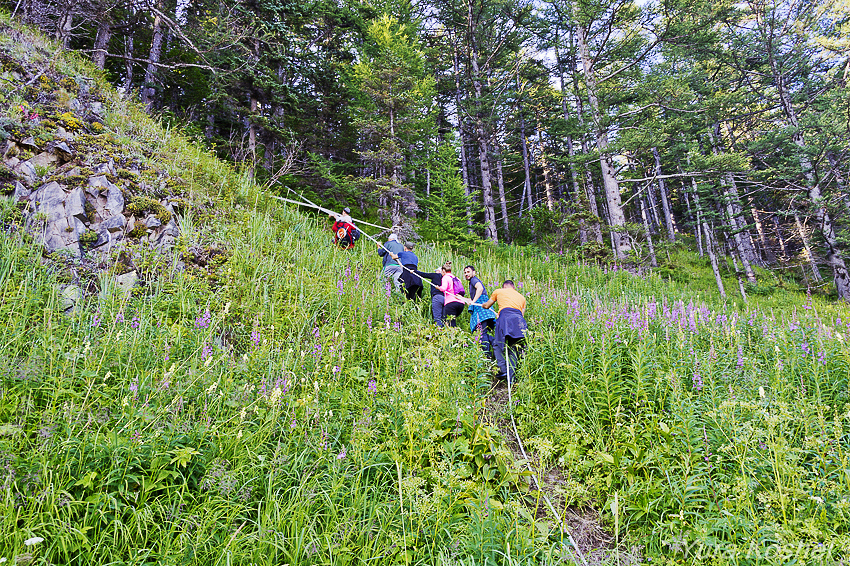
[2,13,850,566]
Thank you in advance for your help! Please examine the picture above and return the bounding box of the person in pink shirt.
[438,261,465,327]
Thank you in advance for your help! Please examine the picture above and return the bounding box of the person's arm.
[391,253,399,260]
[471,281,484,304]
[377,245,387,257]
[438,275,450,293]
[481,289,497,310]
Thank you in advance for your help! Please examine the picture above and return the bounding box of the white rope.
[507,360,589,566]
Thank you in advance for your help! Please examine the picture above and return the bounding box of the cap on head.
[404,242,414,250]
[343,207,351,213]
[388,233,398,241]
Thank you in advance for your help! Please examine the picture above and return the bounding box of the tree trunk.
[773,216,788,258]
[56,8,72,48]
[495,148,510,239]
[92,17,111,69]
[519,114,533,216]
[536,122,555,211]
[246,93,258,180]
[639,195,657,267]
[750,201,773,262]
[556,46,589,243]
[652,147,675,241]
[795,213,823,283]
[468,7,497,243]
[451,45,473,229]
[683,182,703,256]
[771,52,850,300]
[123,31,134,92]
[705,221,726,299]
[572,83,604,245]
[141,5,164,110]
[575,22,630,258]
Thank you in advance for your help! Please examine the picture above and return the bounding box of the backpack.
[451,276,465,296]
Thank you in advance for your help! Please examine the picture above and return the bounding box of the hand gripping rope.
[272,189,587,564]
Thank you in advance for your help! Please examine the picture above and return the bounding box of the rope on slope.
[271,189,586,563]
[507,362,589,566]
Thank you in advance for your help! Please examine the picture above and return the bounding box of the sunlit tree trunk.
[575,21,630,258]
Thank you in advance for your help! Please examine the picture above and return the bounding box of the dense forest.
[8,0,850,300]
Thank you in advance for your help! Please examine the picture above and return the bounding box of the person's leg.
[389,266,403,291]
[479,322,495,358]
[444,302,463,327]
[505,337,525,384]
[493,342,508,381]
[431,295,445,327]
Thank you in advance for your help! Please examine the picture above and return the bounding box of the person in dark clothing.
[478,280,527,384]
[392,243,423,301]
[413,267,445,327]
[463,265,496,357]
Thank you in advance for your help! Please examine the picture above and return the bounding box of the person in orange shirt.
[478,280,527,384]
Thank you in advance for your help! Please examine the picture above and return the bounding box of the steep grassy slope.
[2,11,850,566]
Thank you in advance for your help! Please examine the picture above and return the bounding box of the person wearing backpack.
[438,261,465,327]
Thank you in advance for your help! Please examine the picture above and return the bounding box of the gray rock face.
[105,184,124,216]
[60,285,83,314]
[145,216,162,229]
[92,159,115,176]
[65,187,87,221]
[115,270,138,294]
[100,214,126,233]
[54,142,74,160]
[13,181,30,202]
[27,151,58,170]
[15,160,37,184]
[32,182,67,222]
[88,175,110,189]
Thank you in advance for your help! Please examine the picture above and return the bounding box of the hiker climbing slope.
[377,234,404,291]
[463,265,496,357]
[392,242,423,301]
[474,280,527,384]
[438,261,465,328]
[414,267,446,327]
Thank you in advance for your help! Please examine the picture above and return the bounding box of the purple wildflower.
[332,365,341,375]
[251,329,261,347]
[366,315,372,330]
[337,280,344,295]
[195,309,211,329]
[201,343,213,361]
[368,379,377,395]
[131,316,140,329]
[737,346,744,368]
[91,313,101,328]
[336,446,347,460]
